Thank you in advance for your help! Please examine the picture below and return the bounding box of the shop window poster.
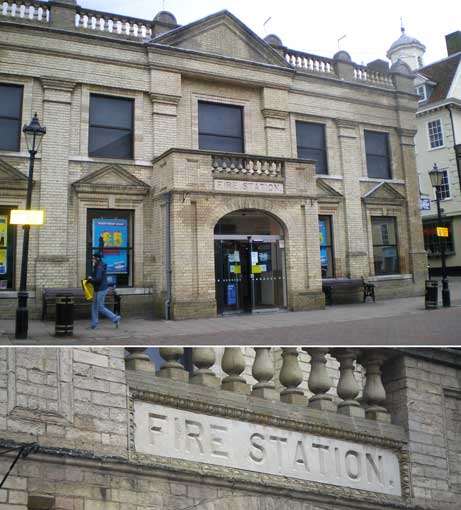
[0,216,8,275]
[93,219,128,274]
[319,220,328,265]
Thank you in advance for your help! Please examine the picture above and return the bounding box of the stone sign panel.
[214,179,284,194]
[134,401,401,496]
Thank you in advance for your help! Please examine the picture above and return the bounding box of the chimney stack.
[446,31,461,56]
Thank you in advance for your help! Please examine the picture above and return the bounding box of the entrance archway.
[214,209,287,314]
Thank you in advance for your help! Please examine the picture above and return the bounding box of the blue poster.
[319,221,328,265]
[93,219,128,274]
[227,283,237,305]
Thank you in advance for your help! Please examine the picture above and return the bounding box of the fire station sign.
[214,179,284,194]
[134,401,402,496]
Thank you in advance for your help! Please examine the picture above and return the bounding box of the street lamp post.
[15,113,46,339]
[428,163,451,307]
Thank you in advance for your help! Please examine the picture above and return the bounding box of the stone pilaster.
[36,78,75,289]
[262,86,289,157]
[336,119,369,277]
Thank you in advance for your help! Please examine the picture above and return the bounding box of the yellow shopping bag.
[81,279,94,301]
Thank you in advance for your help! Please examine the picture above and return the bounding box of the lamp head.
[23,113,46,153]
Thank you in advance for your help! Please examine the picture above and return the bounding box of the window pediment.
[363,182,405,205]
[0,159,28,191]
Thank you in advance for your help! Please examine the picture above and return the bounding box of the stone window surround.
[76,197,145,288]
[365,206,409,276]
[80,85,145,161]
[317,202,345,278]
[290,114,335,175]
[359,125,400,181]
[190,92,252,153]
[427,118,445,150]
[0,75,35,155]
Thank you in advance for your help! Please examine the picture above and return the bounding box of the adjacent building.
[0,346,460,510]
[388,28,461,275]
[0,1,426,319]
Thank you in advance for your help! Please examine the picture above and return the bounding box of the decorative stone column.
[125,348,154,372]
[190,348,219,387]
[332,348,365,417]
[221,347,250,394]
[158,347,188,382]
[335,119,369,278]
[251,348,278,400]
[280,348,306,404]
[303,348,335,411]
[36,78,76,290]
[360,351,391,423]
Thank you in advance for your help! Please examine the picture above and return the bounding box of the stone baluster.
[221,347,250,394]
[360,352,391,423]
[190,348,219,387]
[303,348,335,411]
[158,347,188,382]
[251,348,278,400]
[332,349,365,417]
[279,348,306,404]
[125,348,154,372]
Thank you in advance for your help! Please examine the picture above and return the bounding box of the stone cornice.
[40,77,77,92]
[149,93,181,105]
[261,108,289,120]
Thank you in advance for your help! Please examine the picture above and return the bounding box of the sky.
[77,0,460,66]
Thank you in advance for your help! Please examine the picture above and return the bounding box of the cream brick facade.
[0,1,427,319]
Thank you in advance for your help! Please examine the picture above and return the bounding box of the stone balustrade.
[1,0,49,23]
[353,64,394,88]
[126,347,392,423]
[285,49,335,75]
[211,153,284,178]
[75,6,153,38]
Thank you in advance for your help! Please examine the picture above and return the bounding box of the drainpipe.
[164,191,172,320]
[446,105,461,195]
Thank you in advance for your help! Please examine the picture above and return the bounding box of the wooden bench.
[41,287,121,320]
[322,278,375,306]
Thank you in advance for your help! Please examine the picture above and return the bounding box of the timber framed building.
[0,1,427,319]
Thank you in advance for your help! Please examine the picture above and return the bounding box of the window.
[0,207,17,290]
[371,217,399,275]
[198,102,243,152]
[365,130,391,179]
[296,121,328,174]
[319,215,334,278]
[423,221,454,257]
[416,85,426,101]
[428,119,444,149]
[87,209,133,286]
[0,84,23,151]
[89,95,134,158]
[434,169,451,200]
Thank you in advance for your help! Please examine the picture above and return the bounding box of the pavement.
[1,278,461,346]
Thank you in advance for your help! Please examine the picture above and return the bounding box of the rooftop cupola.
[387,25,426,70]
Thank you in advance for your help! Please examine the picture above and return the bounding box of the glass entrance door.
[215,236,286,314]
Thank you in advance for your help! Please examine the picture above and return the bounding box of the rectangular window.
[296,121,328,174]
[319,215,334,278]
[365,130,391,179]
[423,221,455,257]
[371,217,399,275]
[0,84,23,151]
[0,207,17,290]
[428,119,444,149]
[434,169,451,200]
[89,95,134,159]
[416,85,426,101]
[87,209,133,287]
[198,101,244,153]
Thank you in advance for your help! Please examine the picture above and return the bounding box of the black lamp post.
[15,113,46,339]
[428,162,451,307]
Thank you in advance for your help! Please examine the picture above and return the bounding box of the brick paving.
[1,278,460,346]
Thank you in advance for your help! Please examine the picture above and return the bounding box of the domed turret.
[387,26,426,71]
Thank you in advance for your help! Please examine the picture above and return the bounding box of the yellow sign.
[10,209,44,225]
[436,227,449,238]
[233,264,241,274]
[252,265,262,274]
[0,215,7,247]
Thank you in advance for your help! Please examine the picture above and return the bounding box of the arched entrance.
[214,209,287,314]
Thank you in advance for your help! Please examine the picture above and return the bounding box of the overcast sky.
[79,0,459,66]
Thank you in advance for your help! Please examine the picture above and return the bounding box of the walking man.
[88,253,121,329]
